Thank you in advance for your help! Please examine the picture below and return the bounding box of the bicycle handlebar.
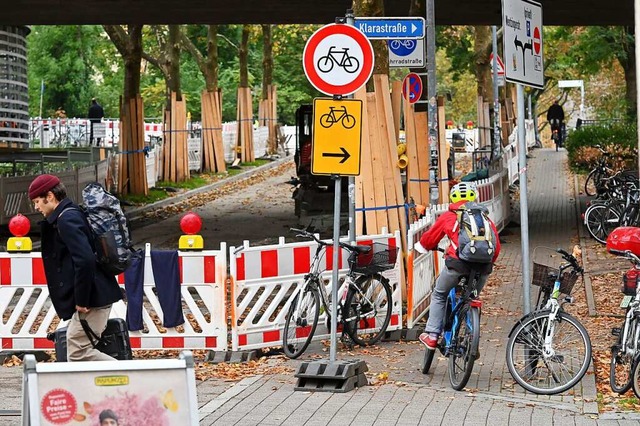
[556,248,583,273]
[290,228,369,254]
[609,248,640,265]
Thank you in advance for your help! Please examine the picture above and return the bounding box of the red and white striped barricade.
[112,243,227,351]
[0,243,227,353]
[229,231,403,352]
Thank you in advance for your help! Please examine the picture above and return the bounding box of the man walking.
[88,98,105,146]
[29,174,122,361]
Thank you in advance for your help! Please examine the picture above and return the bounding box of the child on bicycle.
[415,182,501,350]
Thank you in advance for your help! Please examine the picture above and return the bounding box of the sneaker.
[419,333,438,350]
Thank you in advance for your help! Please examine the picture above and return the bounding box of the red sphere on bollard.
[180,212,202,235]
[9,214,30,237]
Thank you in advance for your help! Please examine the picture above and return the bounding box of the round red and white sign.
[303,24,374,96]
[533,27,541,55]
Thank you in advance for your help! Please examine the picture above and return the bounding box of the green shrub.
[565,123,638,172]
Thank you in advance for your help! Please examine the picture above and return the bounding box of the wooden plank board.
[404,99,420,208]
[437,96,449,203]
[415,111,430,205]
[212,91,226,172]
[373,77,400,235]
[366,93,387,232]
[391,80,402,143]
[235,88,242,162]
[355,87,376,235]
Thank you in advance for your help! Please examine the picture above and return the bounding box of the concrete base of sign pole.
[294,359,369,393]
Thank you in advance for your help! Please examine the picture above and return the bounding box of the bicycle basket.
[531,262,579,295]
[353,243,399,274]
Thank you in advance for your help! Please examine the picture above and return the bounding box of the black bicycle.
[282,228,395,359]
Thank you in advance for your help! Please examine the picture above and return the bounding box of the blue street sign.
[354,17,425,40]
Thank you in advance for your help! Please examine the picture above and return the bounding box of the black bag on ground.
[47,318,133,362]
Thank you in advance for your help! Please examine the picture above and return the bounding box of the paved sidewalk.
[2,148,638,425]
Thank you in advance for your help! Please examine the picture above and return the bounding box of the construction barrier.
[0,243,228,352]
[229,231,403,352]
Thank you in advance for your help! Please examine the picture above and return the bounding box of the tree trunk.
[167,25,182,103]
[620,26,637,120]
[352,0,388,79]
[206,25,219,92]
[261,24,273,100]
[239,25,250,88]
[116,25,142,101]
[474,26,493,102]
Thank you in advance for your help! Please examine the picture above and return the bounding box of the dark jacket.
[40,198,122,320]
[546,103,565,122]
[88,103,104,123]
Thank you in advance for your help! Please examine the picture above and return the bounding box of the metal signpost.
[502,0,544,314]
[303,21,372,363]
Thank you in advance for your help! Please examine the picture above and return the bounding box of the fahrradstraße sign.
[303,23,374,96]
[502,0,543,89]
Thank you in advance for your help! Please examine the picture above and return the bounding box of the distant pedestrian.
[29,174,122,361]
[88,98,105,146]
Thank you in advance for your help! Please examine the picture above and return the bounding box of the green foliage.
[565,123,638,171]
[28,25,121,118]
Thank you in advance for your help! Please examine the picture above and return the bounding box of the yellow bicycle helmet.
[449,182,478,203]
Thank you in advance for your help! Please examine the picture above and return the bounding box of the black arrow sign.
[322,147,351,163]
[514,35,533,76]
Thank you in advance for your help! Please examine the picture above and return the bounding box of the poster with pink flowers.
[23,354,198,426]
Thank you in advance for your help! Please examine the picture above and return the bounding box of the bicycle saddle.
[340,242,371,254]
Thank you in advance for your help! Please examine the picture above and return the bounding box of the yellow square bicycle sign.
[311,98,363,176]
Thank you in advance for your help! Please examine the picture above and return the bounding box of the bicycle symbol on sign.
[319,107,356,129]
[389,39,416,51]
[317,46,360,74]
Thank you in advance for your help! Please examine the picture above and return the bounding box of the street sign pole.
[516,83,531,314]
[492,26,501,161]
[347,11,356,245]
[503,0,543,315]
[426,0,439,204]
[330,172,341,362]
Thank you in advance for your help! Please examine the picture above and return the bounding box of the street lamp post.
[558,79,585,119]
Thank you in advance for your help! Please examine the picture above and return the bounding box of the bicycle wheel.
[421,348,436,374]
[610,322,634,394]
[341,114,356,129]
[343,274,393,346]
[319,113,333,128]
[342,56,360,73]
[602,201,624,239]
[585,169,603,196]
[283,286,320,359]
[448,305,480,390]
[317,56,334,73]
[632,354,640,398]
[584,204,608,244]
[506,310,591,395]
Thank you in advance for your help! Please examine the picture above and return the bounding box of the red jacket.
[419,200,501,262]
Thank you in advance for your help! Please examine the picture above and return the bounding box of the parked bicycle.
[420,248,483,391]
[606,228,640,397]
[282,228,396,359]
[505,247,591,395]
[317,46,360,74]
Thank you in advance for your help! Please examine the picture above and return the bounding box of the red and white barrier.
[0,243,228,352]
[229,231,403,352]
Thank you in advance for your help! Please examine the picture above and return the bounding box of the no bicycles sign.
[303,24,374,96]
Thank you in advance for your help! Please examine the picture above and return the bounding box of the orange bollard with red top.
[178,212,204,250]
[7,214,32,252]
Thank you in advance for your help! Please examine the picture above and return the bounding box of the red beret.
[28,174,61,199]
